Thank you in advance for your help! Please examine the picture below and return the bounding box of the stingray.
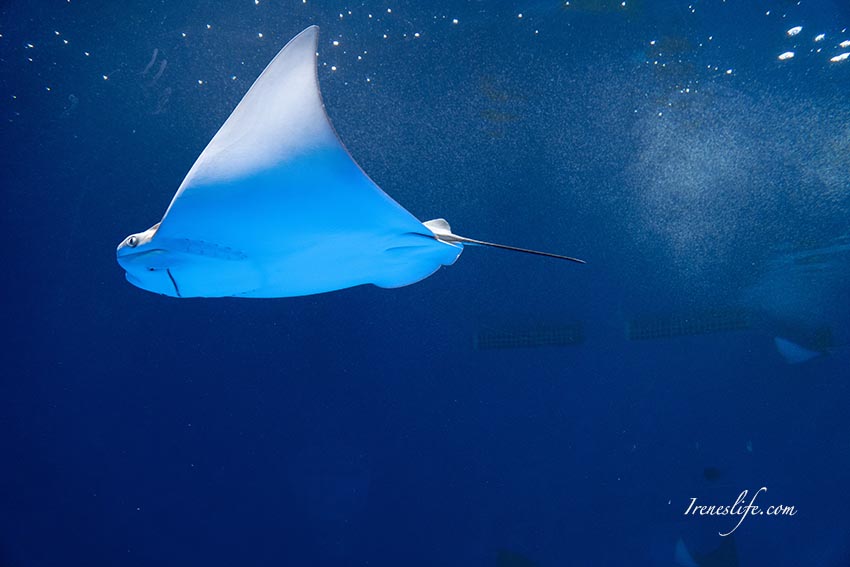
[774,336,824,364]
[116,26,583,298]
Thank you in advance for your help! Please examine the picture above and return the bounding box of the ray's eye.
[127,235,139,248]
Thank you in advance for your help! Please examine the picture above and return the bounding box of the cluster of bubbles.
[4,2,471,115]
[776,24,849,64]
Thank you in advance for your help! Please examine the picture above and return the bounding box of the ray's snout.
[116,223,177,296]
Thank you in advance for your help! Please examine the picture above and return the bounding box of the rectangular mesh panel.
[627,309,752,340]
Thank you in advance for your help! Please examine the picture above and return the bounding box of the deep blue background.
[2,1,849,565]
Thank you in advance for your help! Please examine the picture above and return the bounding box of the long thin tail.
[423,218,586,264]
[450,234,586,263]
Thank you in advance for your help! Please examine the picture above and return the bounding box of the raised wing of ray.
[157,25,429,252]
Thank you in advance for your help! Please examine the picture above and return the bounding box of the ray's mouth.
[125,272,143,286]
[122,267,182,297]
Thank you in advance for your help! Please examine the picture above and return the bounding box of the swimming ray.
[116,26,583,298]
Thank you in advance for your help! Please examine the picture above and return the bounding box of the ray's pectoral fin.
[423,219,586,264]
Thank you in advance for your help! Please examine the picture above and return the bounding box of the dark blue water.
[2,1,849,565]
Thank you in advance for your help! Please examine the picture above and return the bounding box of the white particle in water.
[452,19,458,24]
[814,33,825,42]
[830,52,849,62]
[787,26,802,36]
[840,40,850,48]
[777,51,795,60]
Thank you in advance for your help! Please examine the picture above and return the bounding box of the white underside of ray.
[149,26,460,297]
[774,336,822,364]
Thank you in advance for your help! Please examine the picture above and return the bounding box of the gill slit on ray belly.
[166,269,182,297]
